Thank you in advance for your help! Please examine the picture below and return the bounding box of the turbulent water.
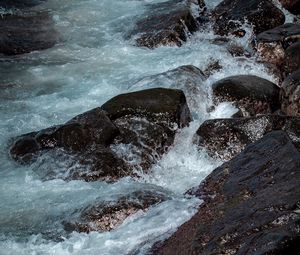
[0,0,281,254]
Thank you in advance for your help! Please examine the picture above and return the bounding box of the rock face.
[196,115,300,160]
[64,190,168,233]
[212,75,280,117]
[212,0,285,36]
[280,69,300,117]
[279,0,300,15]
[0,11,58,55]
[128,0,200,48]
[153,131,300,255]
[10,88,192,181]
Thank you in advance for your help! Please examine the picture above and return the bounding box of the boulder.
[279,0,300,15]
[212,75,280,117]
[196,115,300,160]
[212,0,285,36]
[0,11,58,55]
[64,190,168,233]
[280,69,300,116]
[284,41,300,77]
[128,0,200,48]
[153,131,300,255]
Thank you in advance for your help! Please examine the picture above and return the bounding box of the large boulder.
[280,69,300,116]
[284,41,300,77]
[128,0,200,48]
[212,75,280,117]
[196,115,300,160]
[279,0,300,15]
[153,131,300,255]
[0,11,58,55]
[212,0,285,36]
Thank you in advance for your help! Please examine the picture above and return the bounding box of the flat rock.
[0,11,58,55]
[196,115,300,160]
[128,0,200,48]
[212,75,280,117]
[153,131,300,255]
[280,69,300,116]
[212,0,285,36]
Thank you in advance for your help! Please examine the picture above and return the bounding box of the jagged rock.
[130,65,208,113]
[128,0,200,48]
[64,190,168,233]
[0,11,58,55]
[279,0,300,15]
[195,115,300,160]
[212,0,285,36]
[212,75,280,117]
[256,23,300,76]
[280,69,300,116]
[153,131,300,255]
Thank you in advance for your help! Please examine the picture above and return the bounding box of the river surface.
[0,0,280,254]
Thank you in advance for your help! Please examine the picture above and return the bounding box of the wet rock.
[280,69,300,116]
[196,115,300,160]
[256,23,300,74]
[284,41,300,77]
[153,131,300,255]
[212,0,285,36]
[128,0,200,48]
[279,0,300,15]
[212,75,280,117]
[64,190,168,233]
[0,11,58,55]
[0,0,45,8]
[130,65,208,113]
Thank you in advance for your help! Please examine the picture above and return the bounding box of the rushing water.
[0,0,280,254]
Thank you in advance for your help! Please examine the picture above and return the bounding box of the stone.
[0,11,58,55]
[279,0,300,15]
[212,0,285,36]
[212,75,280,117]
[195,115,300,160]
[280,69,300,116]
[284,41,300,77]
[153,131,300,255]
[0,0,45,8]
[128,0,200,48]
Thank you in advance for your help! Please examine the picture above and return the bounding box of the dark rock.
[279,0,300,15]
[101,88,191,128]
[0,11,58,55]
[0,0,45,8]
[196,115,300,160]
[64,190,168,233]
[212,75,280,117]
[153,131,300,255]
[284,41,300,77]
[212,0,285,36]
[203,60,222,77]
[128,0,200,48]
[280,69,300,116]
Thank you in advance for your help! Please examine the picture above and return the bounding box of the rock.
[280,69,300,116]
[212,0,285,36]
[130,65,208,113]
[256,23,300,74]
[101,88,191,128]
[0,11,58,55]
[279,0,300,15]
[212,75,280,117]
[196,115,300,160]
[284,41,300,77]
[64,190,168,233]
[153,131,300,255]
[128,0,200,48]
[0,0,45,8]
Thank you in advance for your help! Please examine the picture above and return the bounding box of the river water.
[0,0,280,254]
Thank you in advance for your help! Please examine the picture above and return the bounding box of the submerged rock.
[0,11,58,55]
[196,115,300,160]
[280,69,300,117]
[153,131,300,255]
[128,0,200,48]
[64,190,168,233]
[212,0,285,36]
[212,75,280,117]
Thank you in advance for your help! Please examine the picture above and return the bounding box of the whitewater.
[0,0,281,254]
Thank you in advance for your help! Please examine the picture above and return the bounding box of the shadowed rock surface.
[212,0,285,36]
[128,0,200,48]
[212,75,280,117]
[0,0,45,8]
[152,131,300,255]
[196,115,300,160]
[279,0,300,15]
